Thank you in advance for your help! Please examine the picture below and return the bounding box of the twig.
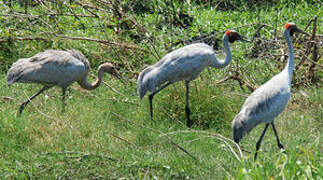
[304,17,314,31]
[296,55,323,68]
[75,1,100,18]
[36,0,55,14]
[306,16,319,80]
[40,151,117,161]
[216,73,255,92]
[1,96,15,102]
[160,107,185,126]
[0,37,48,43]
[56,35,146,51]
[74,1,110,14]
[252,24,269,40]
[160,130,244,161]
[89,74,126,97]
[0,13,96,18]
[0,35,145,51]
[110,111,197,160]
[0,35,146,52]
[108,133,135,146]
[102,81,126,97]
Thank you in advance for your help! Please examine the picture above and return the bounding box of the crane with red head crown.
[231,23,309,160]
[137,30,248,127]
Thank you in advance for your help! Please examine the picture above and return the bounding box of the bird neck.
[78,67,104,90]
[284,29,294,82]
[210,34,232,68]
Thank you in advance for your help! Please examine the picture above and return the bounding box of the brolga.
[138,30,248,127]
[231,23,309,160]
[7,49,122,114]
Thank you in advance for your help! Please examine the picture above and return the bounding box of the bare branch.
[161,130,244,161]
[0,13,97,18]
[0,36,146,52]
[0,37,49,43]
[108,133,135,146]
[40,151,117,161]
[56,35,146,51]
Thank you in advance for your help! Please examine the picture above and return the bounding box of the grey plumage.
[7,49,121,114]
[231,23,309,160]
[232,73,290,143]
[138,30,247,127]
[7,50,89,87]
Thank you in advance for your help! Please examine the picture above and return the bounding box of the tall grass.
[0,1,322,179]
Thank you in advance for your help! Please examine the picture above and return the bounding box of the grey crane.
[138,30,248,127]
[7,49,121,114]
[231,23,308,160]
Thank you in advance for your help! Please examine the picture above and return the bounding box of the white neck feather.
[283,29,294,83]
[209,34,232,68]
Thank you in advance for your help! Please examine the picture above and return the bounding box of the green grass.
[0,0,322,179]
[0,71,322,179]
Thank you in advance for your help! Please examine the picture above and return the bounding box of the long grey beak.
[296,28,310,36]
[240,38,251,42]
[113,71,126,83]
[240,36,251,42]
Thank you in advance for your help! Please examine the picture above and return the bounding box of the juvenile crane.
[138,30,248,127]
[231,23,308,160]
[7,49,121,114]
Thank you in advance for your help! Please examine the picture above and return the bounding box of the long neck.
[78,68,104,90]
[283,29,294,82]
[209,34,232,68]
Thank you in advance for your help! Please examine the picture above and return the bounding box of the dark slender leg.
[148,82,172,121]
[149,94,154,120]
[62,87,67,112]
[254,123,269,160]
[19,86,51,114]
[271,122,284,150]
[185,81,192,127]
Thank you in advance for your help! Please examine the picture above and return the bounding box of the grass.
[0,71,322,178]
[0,0,322,179]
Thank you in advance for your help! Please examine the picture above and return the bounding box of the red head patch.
[225,30,232,35]
[284,23,295,30]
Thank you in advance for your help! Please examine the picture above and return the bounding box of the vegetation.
[0,0,322,179]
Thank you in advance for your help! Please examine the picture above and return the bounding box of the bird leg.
[19,86,51,114]
[271,122,285,150]
[148,82,172,121]
[254,123,269,160]
[61,87,67,113]
[148,94,154,121]
[185,81,192,128]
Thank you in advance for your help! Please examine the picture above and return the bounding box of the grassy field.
[0,0,322,179]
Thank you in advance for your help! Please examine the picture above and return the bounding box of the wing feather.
[6,50,88,87]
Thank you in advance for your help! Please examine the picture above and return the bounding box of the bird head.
[225,30,250,43]
[232,123,244,144]
[284,23,309,36]
[138,85,147,100]
[137,76,153,100]
[232,114,248,144]
[100,63,123,80]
